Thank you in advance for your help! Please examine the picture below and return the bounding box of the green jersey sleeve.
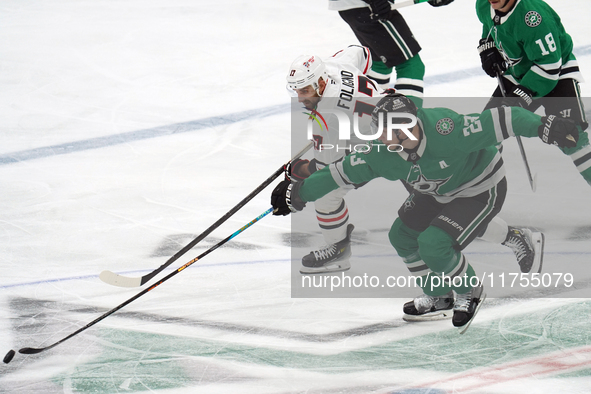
[299,151,382,203]
[442,106,543,153]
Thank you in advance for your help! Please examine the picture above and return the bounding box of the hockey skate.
[300,224,354,274]
[453,282,486,334]
[502,227,545,273]
[402,291,454,322]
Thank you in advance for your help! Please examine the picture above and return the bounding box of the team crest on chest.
[406,165,451,194]
[525,11,542,28]
[436,118,454,135]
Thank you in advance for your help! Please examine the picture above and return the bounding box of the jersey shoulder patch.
[524,10,542,28]
[435,118,455,135]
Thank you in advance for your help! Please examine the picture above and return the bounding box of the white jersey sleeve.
[326,45,372,77]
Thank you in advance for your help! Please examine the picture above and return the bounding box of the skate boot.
[403,291,454,322]
[300,224,353,274]
[502,227,545,273]
[453,281,486,334]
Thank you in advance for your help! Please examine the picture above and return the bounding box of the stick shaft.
[100,142,313,287]
[496,72,536,192]
[20,208,273,355]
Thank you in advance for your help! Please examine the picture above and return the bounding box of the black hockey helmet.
[370,89,417,135]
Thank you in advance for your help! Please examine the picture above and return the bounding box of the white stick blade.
[99,270,142,288]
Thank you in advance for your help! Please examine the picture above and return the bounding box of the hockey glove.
[428,0,454,6]
[285,158,318,181]
[478,38,507,78]
[502,84,534,109]
[538,115,579,148]
[365,0,391,21]
[271,179,306,216]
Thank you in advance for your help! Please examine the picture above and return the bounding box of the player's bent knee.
[417,226,456,270]
[388,218,420,255]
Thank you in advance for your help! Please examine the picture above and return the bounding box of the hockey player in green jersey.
[271,91,579,331]
[476,0,591,185]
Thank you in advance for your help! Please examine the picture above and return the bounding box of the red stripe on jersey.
[362,47,370,74]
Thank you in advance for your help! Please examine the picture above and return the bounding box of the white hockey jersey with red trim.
[311,45,381,167]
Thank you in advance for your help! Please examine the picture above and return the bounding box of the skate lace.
[313,245,337,260]
[504,235,527,262]
[454,291,471,313]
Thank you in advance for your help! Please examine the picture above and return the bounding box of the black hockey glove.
[478,37,507,78]
[271,179,306,216]
[501,84,534,109]
[428,0,454,6]
[538,115,579,148]
[284,158,318,181]
[365,0,391,21]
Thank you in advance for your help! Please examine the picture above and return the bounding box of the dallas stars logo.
[410,174,451,194]
[497,41,522,69]
[406,165,451,194]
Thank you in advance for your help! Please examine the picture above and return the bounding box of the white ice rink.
[1,0,591,393]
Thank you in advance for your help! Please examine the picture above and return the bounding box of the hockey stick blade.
[19,347,46,355]
[99,142,313,288]
[99,270,141,288]
[17,209,273,358]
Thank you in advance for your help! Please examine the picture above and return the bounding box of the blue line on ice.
[1,43,589,165]
[2,251,589,289]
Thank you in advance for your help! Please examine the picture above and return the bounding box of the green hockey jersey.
[299,106,544,204]
[476,0,582,97]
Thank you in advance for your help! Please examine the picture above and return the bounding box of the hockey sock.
[317,200,350,244]
[367,60,393,90]
[418,227,476,295]
[478,216,509,244]
[394,53,425,106]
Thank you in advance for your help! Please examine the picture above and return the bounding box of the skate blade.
[403,309,453,322]
[529,232,545,274]
[299,260,351,274]
[458,292,487,335]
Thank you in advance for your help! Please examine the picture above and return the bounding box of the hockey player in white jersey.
[286,45,380,274]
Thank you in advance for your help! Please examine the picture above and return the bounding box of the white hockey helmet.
[286,54,327,93]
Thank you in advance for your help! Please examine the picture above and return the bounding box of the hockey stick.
[99,141,313,288]
[495,71,537,192]
[15,208,273,358]
[391,0,430,10]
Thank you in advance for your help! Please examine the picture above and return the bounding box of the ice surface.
[1,1,591,393]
